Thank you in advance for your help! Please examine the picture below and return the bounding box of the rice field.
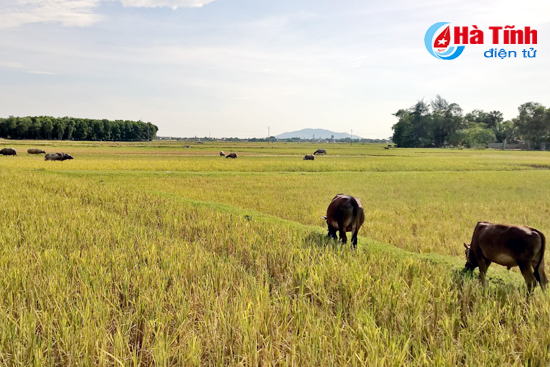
[2,140,550,366]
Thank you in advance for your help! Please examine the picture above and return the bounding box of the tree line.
[392,96,550,149]
[0,116,159,141]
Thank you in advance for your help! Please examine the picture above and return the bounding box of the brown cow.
[303,154,314,160]
[219,151,225,157]
[464,221,547,292]
[28,148,46,154]
[226,153,237,159]
[0,148,17,156]
[322,194,365,248]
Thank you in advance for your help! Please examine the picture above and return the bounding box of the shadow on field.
[451,267,527,295]
[449,267,533,327]
[304,231,342,249]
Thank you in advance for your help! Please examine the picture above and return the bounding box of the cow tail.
[535,230,546,274]
[351,197,360,228]
[350,197,357,218]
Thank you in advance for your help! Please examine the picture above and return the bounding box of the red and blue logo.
[425,23,538,60]
[425,22,465,60]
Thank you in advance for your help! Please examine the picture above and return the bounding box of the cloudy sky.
[0,0,548,138]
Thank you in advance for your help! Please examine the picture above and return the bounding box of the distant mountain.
[275,128,361,140]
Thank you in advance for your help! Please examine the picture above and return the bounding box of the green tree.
[111,121,122,141]
[449,126,496,148]
[431,95,466,146]
[16,117,31,139]
[391,109,416,147]
[4,116,17,138]
[515,102,549,149]
[486,110,504,129]
[40,117,54,140]
[0,116,158,141]
[63,119,75,140]
[29,117,42,139]
[74,119,90,140]
[52,119,66,140]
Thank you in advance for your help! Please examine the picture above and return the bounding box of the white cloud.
[0,60,25,68]
[0,0,103,28]
[0,0,215,28]
[117,0,214,9]
[28,70,57,74]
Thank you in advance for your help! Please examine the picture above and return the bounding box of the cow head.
[463,243,477,270]
[63,153,74,160]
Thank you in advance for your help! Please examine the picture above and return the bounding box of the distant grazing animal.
[219,151,225,157]
[303,154,314,160]
[0,148,16,156]
[184,146,191,148]
[226,153,237,159]
[45,153,74,161]
[464,221,547,292]
[313,149,327,155]
[322,194,365,248]
[384,147,389,150]
[27,148,46,154]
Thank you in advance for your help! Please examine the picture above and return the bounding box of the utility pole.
[351,129,353,146]
[268,126,270,145]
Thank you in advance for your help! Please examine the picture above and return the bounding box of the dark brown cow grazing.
[313,149,327,155]
[45,152,74,161]
[464,221,547,292]
[219,151,225,157]
[322,194,365,248]
[226,153,237,159]
[303,154,314,160]
[28,148,46,154]
[0,148,17,156]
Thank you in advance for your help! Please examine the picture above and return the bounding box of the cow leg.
[327,225,337,240]
[351,229,358,249]
[336,220,347,245]
[477,257,491,286]
[339,230,347,245]
[519,263,537,293]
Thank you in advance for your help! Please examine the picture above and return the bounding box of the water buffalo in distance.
[464,221,547,292]
[226,153,237,159]
[303,154,315,160]
[322,194,365,248]
[28,148,46,154]
[219,151,225,157]
[0,148,17,156]
[45,153,74,161]
[313,149,327,155]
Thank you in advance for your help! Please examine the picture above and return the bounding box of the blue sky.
[0,0,548,138]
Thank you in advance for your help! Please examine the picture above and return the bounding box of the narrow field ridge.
[152,190,527,289]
